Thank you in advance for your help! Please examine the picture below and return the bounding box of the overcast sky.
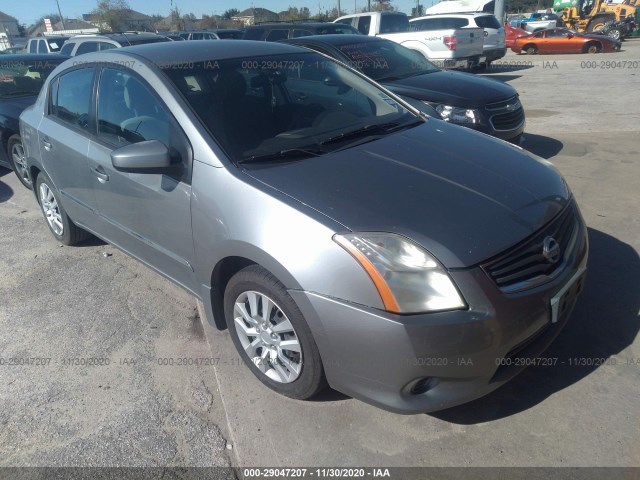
[3,0,439,26]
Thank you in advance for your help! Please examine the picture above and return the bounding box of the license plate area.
[550,267,586,324]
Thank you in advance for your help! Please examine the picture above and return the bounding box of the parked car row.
[11,39,588,414]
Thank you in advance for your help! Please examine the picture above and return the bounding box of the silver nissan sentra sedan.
[20,41,588,413]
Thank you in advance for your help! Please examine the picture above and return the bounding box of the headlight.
[333,233,466,314]
[434,104,480,125]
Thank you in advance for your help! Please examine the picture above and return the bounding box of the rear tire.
[524,44,538,55]
[7,135,31,190]
[224,265,327,400]
[35,173,91,245]
[584,42,601,54]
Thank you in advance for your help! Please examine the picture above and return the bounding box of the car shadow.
[521,133,564,159]
[0,167,13,203]
[431,227,639,424]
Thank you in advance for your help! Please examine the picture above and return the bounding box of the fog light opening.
[409,377,436,395]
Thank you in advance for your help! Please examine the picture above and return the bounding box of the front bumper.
[290,211,588,414]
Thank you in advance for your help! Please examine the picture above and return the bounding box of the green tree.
[93,0,131,32]
[371,0,394,11]
[222,8,240,20]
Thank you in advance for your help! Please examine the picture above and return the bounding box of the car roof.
[246,22,351,28]
[103,39,307,64]
[285,34,383,46]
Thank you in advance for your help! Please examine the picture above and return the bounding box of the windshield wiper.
[320,119,423,147]
[238,148,325,164]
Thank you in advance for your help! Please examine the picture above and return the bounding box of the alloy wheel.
[39,183,63,236]
[11,141,30,186]
[233,290,303,383]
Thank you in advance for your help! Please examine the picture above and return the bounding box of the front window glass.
[336,40,439,81]
[379,15,409,33]
[51,67,95,130]
[162,52,420,163]
[97,68,170,146]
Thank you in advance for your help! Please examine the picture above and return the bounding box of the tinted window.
[60,43,74,56]
[0,59,64,99]
[379,15,409,33]
[293,29,313,38]
[51,68,95,130]
[46,38,65,52]
[97,68,170,147]
[474,15,501,29]
[315,24,361,35]
[266,30,289,41]
[192,33,204,40]
[99,42,117,51]
[243,28,265,40]
[38,40,47,53]
[356,16,372,34]
[76,41,100,55]
[29,41,37,53]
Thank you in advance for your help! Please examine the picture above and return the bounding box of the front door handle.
[41,138,52,151]
[92,166,109,182]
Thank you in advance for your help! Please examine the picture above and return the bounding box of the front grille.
[485,95,518,111]
[483,202,579,292]
[490,107,525,131]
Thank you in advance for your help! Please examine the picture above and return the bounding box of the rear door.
[37,66,100,230]
[86,66,197,291]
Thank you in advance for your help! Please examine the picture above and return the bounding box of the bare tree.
[93,0,131,32]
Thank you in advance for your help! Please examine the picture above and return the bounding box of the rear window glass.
[379,15,409,33]
[266,30,289,41]
[411,18,469,30]
[243,28,265,40]
[474,15,501,29]
[46,39,66,52]
[0,59,64,99]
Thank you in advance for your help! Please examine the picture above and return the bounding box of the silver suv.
[59,32,170,56]
[411,13,506,67]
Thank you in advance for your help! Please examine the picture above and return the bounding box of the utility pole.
[338,0,341,15]
[494,0,505,24]
[55,0,66,29]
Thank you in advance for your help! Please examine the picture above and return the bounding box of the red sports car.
[511,27,621,54]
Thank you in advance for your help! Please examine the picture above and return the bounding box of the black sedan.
[283,35,525,142]
[0,54,68,188]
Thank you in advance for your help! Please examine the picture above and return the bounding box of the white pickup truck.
[334,11,484,69]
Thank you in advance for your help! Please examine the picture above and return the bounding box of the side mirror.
[111,140,171,172]
[567,33,574,38]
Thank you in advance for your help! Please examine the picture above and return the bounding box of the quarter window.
[50,68,95,131]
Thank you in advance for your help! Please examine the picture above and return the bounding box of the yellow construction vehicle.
[553,0,637,33]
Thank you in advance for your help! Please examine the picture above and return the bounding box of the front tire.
[224,265,327,400]
[7,135,31,189]
[35,173,91,245]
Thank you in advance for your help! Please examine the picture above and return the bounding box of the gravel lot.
[0,39,638,475]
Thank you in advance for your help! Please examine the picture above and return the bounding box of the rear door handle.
[41,138,52,151]
[92,166,109,182]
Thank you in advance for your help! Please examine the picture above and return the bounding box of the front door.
[87,66,197,292]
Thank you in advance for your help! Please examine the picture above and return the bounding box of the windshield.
[0,59,64,98]
[335,40,439,81]
[161,52,420,163]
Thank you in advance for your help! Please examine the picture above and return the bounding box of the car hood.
[243,120,570,268]
[383,70,517,109]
